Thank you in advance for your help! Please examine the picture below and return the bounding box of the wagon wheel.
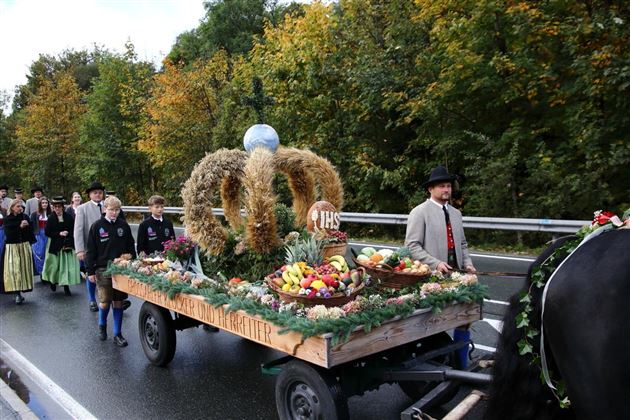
[275,360,349,420]
[138,302,177,367]
[398,332,459,405]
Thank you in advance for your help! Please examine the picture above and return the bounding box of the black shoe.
[64,286,71,296]
[98,325,107,341]
[89,301,98,312]
[113,335,128,347]
[50,282,57,292]
[122,300,131,311]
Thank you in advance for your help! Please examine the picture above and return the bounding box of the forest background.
[1,0,628,246]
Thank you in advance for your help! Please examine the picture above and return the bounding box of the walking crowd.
[0,183,175,348]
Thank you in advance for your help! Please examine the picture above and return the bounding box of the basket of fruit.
[353,247,432,290]
[267,235,368,306]
[267,273,364,307]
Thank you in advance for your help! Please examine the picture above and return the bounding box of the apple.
[300,277,312,288]
[321,274,334,286]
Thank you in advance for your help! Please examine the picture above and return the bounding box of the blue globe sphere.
[243,124,279,153]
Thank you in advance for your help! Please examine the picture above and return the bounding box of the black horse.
[486,229,630,420]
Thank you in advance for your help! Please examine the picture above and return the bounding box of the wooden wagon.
[113,274,489,419]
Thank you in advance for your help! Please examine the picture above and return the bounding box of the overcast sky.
[0,0,207,107]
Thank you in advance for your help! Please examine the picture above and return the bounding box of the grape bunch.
[315,263,339,275]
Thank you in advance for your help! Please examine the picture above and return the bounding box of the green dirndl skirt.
[2,242,34,293]
[41,242,80,286]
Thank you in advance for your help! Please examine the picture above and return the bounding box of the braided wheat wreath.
[182,146,344,255]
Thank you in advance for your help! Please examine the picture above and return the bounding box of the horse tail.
[485,236,577,420]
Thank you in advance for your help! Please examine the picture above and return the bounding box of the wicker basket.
[266,278,364,307]
[353,259,431,290]
[322,242,348,259]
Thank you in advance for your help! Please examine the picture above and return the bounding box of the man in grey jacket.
[74,182,105,312]
[405,166,476,274]
[25,186,43,216]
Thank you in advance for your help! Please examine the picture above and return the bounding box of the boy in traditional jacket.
[136,195,175,256]
[86,196,136,347]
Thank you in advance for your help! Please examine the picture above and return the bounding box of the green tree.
[12,49,101,113]
[0,91,17,185]
[167,0,302,64]
[15,71,86,195]
[140,51,244,202]
[80,43,154,203]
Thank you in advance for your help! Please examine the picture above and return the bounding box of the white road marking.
[0,339,97,420]
[484,298,510,306]
[483,318,504,333]
[474,344,497,353]
[469,253,535,262]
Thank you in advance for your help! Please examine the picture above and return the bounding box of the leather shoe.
[113,335,128,347]
[98,325,107,341]
[64,286,71,296]
[89,301,98,312]
[50,282,57,292]
[122,300,131,311]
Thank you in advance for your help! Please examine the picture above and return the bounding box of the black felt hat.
[85,181,105,194]
[0,185,8,191]
[31,186,44,194]
[51,196,66,205]
[14,188,23,194]
[422,165,455,189]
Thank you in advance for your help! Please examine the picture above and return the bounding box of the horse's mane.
[485,236,577,420]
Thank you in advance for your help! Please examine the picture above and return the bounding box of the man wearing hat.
[25,186,44,216]
[74,182,106,312]
[13,188,26,210]
[0,185,11,213]
[404,165,476,274]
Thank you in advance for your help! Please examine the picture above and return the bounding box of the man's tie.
[97,202,102,214]
[443,205,457,267]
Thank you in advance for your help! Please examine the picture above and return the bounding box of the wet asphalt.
[0,253,531,419]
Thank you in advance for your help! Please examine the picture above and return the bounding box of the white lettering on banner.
[315,210,340,230]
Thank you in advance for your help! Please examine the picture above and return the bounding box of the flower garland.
[107,263,487,345]
[516,208,630,408]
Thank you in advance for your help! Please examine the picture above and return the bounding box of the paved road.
[0,250,534,419]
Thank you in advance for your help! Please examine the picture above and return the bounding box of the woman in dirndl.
[42,196,80,295]
[30,196,51,276]
[1,199,35,304]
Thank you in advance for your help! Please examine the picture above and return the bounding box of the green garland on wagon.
[516,209,630,409]
[106,264,487,345]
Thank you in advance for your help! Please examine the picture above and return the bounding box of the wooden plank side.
[113,275,331,368]
[327,302,481,367]
[114,274,481,369]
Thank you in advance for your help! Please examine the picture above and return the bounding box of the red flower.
[593,210,615,225]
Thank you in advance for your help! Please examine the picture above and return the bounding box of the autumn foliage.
[3,0,629,223]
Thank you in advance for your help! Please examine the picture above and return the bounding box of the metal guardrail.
[122,206,589,234]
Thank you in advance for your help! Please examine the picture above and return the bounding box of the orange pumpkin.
[369,253,383,263]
